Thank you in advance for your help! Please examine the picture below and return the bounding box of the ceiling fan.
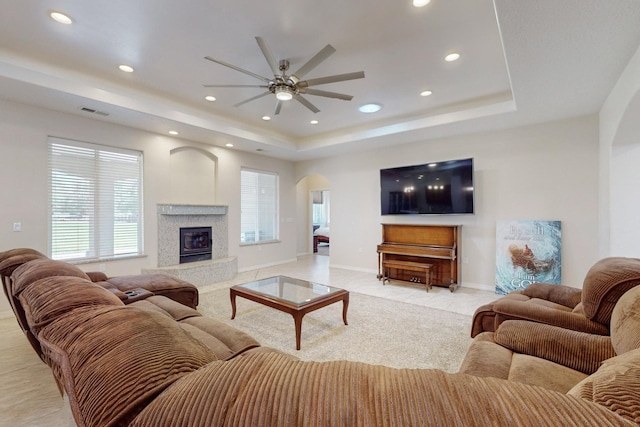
[204,37,365,115]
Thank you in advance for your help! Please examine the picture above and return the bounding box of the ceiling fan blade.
[301,71,365,87]
[204,56,271,83]
[233,91,271,107]
[294,94,320,114]
[255,37,280,76]
[292,44,336,79]
[274,100,282,115]
[299,88,353,101]
[203,84,268,88]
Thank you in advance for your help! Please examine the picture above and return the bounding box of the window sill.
[64,254,148,265]
[240,240,281,247]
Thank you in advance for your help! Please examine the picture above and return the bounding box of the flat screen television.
[380,158,474,215]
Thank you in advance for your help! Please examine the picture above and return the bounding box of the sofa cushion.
[18,276,123,334]
[11,258,90,296]
[105,274,199,308]
[568,348,640,424]
[458,332,513,380]
[178,317,261,360]
[508,353,588,393]
[581,257,640,325]
[522,283,582,308]
[610,285,640,355]
[39,305,218,427]
[0,248,47,277]
[130,351,633,427]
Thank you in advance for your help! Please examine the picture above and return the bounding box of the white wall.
[601,44,640,257]
[0,93,626,317]
[295,115,601,290]
[0,99,297,315]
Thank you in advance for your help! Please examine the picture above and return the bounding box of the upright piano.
[377,224,462,292]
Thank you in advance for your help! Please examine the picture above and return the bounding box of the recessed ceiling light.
[310,120,319,125]
[420,90,433,97]
[205,95,216,102]
[445,53,460,62]
[225,143,234,147]
[50,11,73,24]
[359,103,382,113]
[118,64,134,73]
[262,115,271,121]
[413,0,431,7]
[168,130,178,135]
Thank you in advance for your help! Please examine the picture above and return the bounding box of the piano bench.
[382,261,433,292]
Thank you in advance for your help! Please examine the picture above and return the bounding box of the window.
[240,168,278,244]
[48,137,144,261]
[312,190,330,226]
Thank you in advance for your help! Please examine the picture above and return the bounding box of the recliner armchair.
[471,257,640,337]
[460,284,640,395]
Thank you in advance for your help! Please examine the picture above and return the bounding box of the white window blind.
[240,168,278,244]
[48,137,144,261]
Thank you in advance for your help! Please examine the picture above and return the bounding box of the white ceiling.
[1,0,639,161]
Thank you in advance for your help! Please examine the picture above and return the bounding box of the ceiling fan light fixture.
[275,86,294,101]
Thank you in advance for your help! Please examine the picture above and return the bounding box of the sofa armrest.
[494,320,616,374]
[85,271,109,282]
[493,298,609,335]
[521,282,582,308]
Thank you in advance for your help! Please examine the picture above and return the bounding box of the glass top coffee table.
[230,276,349,350]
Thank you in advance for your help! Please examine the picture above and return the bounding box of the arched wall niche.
[168,146,218,204]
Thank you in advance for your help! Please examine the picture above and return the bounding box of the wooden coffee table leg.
[293,313,304,350]
[230,290,237,320]
[342,295,349,325]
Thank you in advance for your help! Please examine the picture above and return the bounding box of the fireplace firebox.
[179,227,212,264]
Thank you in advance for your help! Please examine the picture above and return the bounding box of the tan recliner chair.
[471,257,640,337]
[460,284,640,395]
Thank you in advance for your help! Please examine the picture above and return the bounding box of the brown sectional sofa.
[3,248,640,426]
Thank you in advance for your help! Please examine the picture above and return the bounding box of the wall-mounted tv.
[380,158,474,215]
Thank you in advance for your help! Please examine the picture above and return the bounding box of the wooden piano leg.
[449,282,459,292]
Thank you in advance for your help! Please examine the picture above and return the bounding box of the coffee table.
[230,276,349,350]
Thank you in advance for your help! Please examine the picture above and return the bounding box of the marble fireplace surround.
[142,204,237,286]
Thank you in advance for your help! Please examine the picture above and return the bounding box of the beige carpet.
[198,288,474,373]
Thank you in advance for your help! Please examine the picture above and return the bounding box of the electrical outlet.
[13,222,21,232]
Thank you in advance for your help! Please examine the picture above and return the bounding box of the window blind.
[48,137,144,261]
[240,168,278,244]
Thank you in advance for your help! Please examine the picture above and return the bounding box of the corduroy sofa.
[460,285,640,395]
[3,249,640,426]
[470,257,640,338]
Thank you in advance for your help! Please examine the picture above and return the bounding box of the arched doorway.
[296,174,330,256]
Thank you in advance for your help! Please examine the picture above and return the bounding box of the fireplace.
[180,226,212,264]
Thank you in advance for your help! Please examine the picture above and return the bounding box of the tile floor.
[0,254,498,427]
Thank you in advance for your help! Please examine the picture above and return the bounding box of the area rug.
[198,287,474,373]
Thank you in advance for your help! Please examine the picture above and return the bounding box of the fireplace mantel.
[157,204,227,216]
